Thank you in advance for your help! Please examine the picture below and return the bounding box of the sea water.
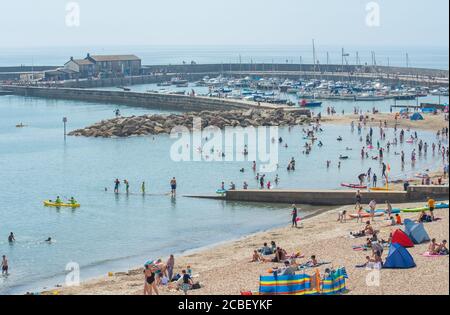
[0,94,448,294]
[0,45,448,69]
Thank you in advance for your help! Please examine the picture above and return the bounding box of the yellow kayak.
[43,200,80,208]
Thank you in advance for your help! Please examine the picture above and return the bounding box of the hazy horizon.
[0,0,448,48]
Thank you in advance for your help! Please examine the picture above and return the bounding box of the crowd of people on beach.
[142,254,200,295]
[250,240,331,278]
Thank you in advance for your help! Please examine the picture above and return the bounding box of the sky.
[0,0,448,48]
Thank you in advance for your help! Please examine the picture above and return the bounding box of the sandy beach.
[50,197,449,296]
[321,112,449,132]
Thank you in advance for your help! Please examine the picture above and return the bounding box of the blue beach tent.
[384,243,416,269]
[410,112,424,121]
[404,219,430,244]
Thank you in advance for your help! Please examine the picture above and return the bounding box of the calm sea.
[0,45,448,69]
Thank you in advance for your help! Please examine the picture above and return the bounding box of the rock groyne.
[68,109,311,138]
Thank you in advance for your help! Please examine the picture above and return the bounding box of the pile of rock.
[68,109,311,138]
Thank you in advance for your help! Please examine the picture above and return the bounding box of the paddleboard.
[341,183,367,189]
[365,208,401,214]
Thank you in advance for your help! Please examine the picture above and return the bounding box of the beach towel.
[352,245,369,251]
[298,262,331,270]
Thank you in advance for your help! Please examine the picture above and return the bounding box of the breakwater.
[68,108,312,137]
[220,185,449,205]
[1,85,307,112]
[1,63,448,88]
[143,63,449,78]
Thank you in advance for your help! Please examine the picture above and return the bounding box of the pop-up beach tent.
[410,112,424,121]
[404,219,431,244]
[391,229,414,248]
[384,243,416,269]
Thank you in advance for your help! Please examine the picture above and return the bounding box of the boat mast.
[312,39,316,77]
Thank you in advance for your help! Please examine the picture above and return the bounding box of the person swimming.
[8,232,15,243]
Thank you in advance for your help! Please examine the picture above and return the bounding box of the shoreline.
[34,206,331,295]
[46,199,449,295]
[41,205,342,295]
[321,112,449,132]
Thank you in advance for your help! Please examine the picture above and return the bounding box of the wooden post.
[63,117,67,139]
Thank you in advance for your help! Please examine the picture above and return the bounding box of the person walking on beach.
[1,255,8,276]
[355,190,362,208]
[170,177,177,197]
[291,205,298,228]
[382,163,387,179]
[166,254,175,282]
[386,200,393,218]
[143,264,159,295]
[369,200,377,220]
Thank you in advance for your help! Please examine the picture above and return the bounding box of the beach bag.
[192,282,201,290]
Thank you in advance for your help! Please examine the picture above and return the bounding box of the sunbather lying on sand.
[298,255,331,270]
[277,260,299,276]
